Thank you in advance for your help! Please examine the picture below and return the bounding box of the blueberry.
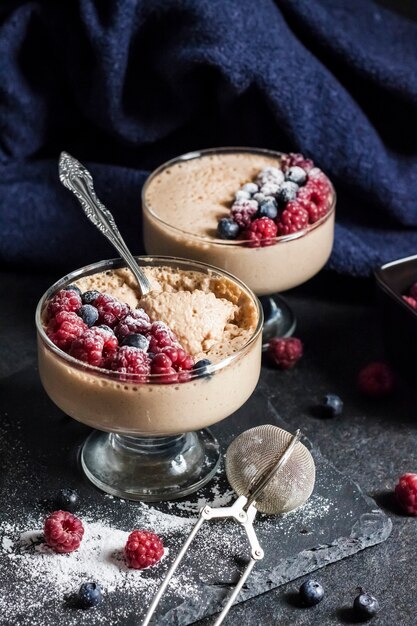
[82,290,100,305]
[235,189,251,202]
[276,181,299,205]
[299,579,324,606]
[353,591,380,620]
[78,582,103,609]
[285,166,307,186]
[193,358,213,378]
[77,304,99,327]
[55,488,79,512]
[65,284,82,295]
[257,198,278,220]
[217,218,239,240]
[122,333,150,351]
[320,394,343,417]
[242,182,259,195]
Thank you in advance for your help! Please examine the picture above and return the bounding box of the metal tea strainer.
[142,424,315,626]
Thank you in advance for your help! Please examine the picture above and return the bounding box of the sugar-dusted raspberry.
[280,152,314,172]
[47,289,82,320]
[148,321,180,354]
[44,510,84,553]
[241,217,278,247]
[125,530,164,570]
[46,311,87,351]
[297,173,332,224]
[276,204,309,236]
[150,353,178,383]
[402,295,417,310]
[231,200,258,229]
[94,293,130,328]
[110,346,151,378]
[267,337,303,369]
[114,309,151,340]
[256,166,284,187]
[395,473,417,516]
[69,327,110,367]
[161,346,194,371]
[357,361,395,397]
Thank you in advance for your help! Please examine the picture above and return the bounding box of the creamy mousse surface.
[38,264,261,435]
[143,151,335,295]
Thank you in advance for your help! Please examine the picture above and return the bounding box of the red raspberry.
[148,322,180,354]
[281,152,314,172]
[150,353,178,383]
[241,217,278,247]
[267,337,303,369]
[47,289,82,320]
[44,510,84,553]
[161,346,194,371]
[276,204,309,235]
[69,327,112,367]
[125,530,164,569]
[231,201,258,229]
[297,173,332,224]
[409,282,417,300]
[94,293,130,328]
[395,473,417,516]
[115,309,151,339]
[357,361,395,397]
[110,346,151,378]
[402,295,417,310]
[46,311,87,351]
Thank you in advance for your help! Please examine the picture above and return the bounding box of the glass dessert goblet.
[35,256,263,501]
[142,148,336,342]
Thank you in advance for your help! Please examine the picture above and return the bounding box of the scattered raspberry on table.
[125,529,164,569]
[44,510,85,553]
[395,473,417,515]
[267,337,303,369]
[357,361,395,396]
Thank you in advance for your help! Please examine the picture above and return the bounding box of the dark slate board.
[0,368,392,626]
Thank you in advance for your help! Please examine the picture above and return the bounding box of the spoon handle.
[58,151,151,296]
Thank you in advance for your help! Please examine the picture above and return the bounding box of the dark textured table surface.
[1,268,416,626]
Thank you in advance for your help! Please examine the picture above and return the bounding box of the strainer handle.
[212,558,257,626]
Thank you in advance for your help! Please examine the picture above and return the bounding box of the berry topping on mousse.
[44,510,84,553]
[242,217,278,247]
[124,530,164,569]
[47,289,82,319]
[216,152,332,245]
[44,288,195,383]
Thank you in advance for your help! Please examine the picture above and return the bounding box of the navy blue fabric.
[1,0,416,276]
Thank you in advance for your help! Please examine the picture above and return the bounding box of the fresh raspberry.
[125,530,164,569]
[148,322,180,354]
[357,361,395,397]
[241,217,278,247]
[395,473,417,516]
[276,204,309,236]
[280,152,314,172]
[150,353,178,383]
[161,346,194,371]
[114,309,151,340]
[43,510,84,553]
[47,289,82,320]
[230,201,258,229]
[297,173,332,224]
[69,327,113,367]
[46,311,87,351]
[94,293,130,328]
[110,346,151,378]
[402,295,417,310]
[267,337,303,369]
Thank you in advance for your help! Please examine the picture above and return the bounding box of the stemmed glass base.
[260,295,296,348]
[81,429,221,501]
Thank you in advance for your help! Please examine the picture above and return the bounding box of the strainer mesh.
[225,424,315,514]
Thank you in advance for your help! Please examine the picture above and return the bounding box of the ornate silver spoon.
[58,151,152,297]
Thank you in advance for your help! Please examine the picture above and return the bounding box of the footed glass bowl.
[142,147,336,342]
[35,256,263,501]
